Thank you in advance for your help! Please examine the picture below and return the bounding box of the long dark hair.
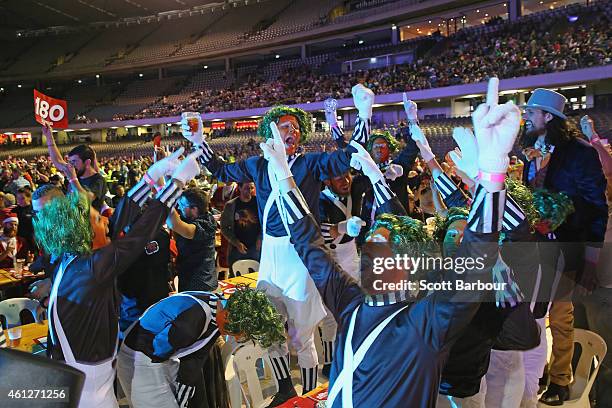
[520,115,579,149]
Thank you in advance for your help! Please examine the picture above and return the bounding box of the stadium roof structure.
[1,0,251,33]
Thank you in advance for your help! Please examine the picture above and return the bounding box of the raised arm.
[42,123,68,171]
[93,151,201,280]
[179,113,255,183]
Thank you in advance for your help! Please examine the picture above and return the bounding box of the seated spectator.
[0,214,28,269]
[220,182,261,276]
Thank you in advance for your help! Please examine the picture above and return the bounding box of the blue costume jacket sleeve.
[206,155,257,184]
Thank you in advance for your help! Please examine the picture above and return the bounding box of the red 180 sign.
[34,89,68,129]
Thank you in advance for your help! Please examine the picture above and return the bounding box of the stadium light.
[358,39,364,44]
[0,88,4,92]
[78,80,82,84]
[139,73,144,78]
[96,74,100,78]
[17,84,22,88]
[275,54,280,59]
[391,24,397,29]
[204,65,209,69]
[370,57,377,63]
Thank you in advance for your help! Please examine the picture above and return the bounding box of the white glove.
[402,93,418,122]
[449,128,478,180]
[171,150,202,185]
[352,84,375,120]
[260,122,292,181]
[146,147,184,181]
[384,163,404,181]
[409,123,434,162]
[346,216,366,237]
[324,98,338,127]
[472,77,521,174]
[180,113,204,146]
[349,140,384,184]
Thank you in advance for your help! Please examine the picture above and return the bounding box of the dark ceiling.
[0,0,231,30]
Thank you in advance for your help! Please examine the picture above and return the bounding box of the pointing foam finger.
[486,77,499,107]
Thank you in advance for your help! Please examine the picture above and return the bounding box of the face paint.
[90,207,110,249]
[371,137,390,163]
[276,115,301,156]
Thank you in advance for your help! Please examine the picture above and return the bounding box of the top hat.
[521,88,567,119]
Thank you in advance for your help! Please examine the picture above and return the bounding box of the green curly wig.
[257,106,313,143]
[505,178,540,228]
[366,131,400,154]
[432,207,470,243]
[533,189,575,231]
[366,213,433,256]
[33,192,93,259]
[224,284,286,348]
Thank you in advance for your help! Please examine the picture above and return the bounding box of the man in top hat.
[520,88,608,405]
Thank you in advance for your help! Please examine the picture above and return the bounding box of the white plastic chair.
[0,298,41,329]
[232,260,259,277]
[224,340,275,408]
[539,328,607,408]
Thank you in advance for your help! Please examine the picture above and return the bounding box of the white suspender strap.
[327,303,409,407]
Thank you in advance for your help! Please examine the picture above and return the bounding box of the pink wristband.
[477,170,506,183]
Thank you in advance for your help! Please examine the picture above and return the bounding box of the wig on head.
[533,189,574,232]
[257,106,312,143]
[366,131,400,154]
[223,284,286,348]
[33,193,93,259]
[367,213,432,255]
[432,207,470,243]
[505,178,540,228]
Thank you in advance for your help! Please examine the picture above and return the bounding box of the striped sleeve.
[175,382,196,408]
[467,184,506,234]
[373,178,395,207]
[331,124,344,141]
[279,188,311,224]
[127,178,151,208]
[350,117,370,146]
[196,141,214,167]
[433,173,459,201]
[320,223,334,245]
[502,193,526,232]
[155,180,183,208]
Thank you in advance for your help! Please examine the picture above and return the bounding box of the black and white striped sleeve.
[467,184,507,234]
[331,124,344,142]
[195,141,214,168]
[434,173,459,201]
[350,117,370,146]
[502,194,526,232]
[279,188,311,224]
[127,178,151,208]
[319,223,334,245]
[175,382,196,408]
[155,180,183,209]
[373,178,395,207]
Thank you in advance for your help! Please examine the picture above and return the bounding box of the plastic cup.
[14,259,25,278]
[8,326,22,347]
[181,112,200,133]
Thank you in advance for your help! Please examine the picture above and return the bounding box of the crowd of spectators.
[113,3,610,120]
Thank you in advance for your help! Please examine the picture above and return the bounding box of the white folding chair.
[0,298,41,329]
[538,329,607,408]
[231,260,259,277]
